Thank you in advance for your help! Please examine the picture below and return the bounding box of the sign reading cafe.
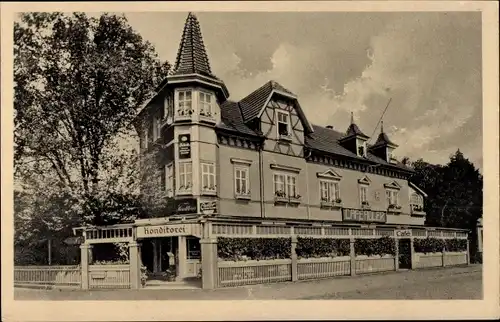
[342,208,387,223]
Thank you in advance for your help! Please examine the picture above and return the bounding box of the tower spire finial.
[380,120,384,133]
[350,111,354,124]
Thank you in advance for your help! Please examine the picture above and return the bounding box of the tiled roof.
[172,12,214,78]
[343,122,369,139]
[372,131,398,148]
[306,125,412,172]
[217,100,261,137]
[239,80,296,121]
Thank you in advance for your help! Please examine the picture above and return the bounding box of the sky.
[122,11,482,169]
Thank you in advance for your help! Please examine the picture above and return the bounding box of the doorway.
[398,239,412,269]
[140,237,178,280]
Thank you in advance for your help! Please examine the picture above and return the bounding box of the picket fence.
[14,264,130,289]
[14,265,81,287]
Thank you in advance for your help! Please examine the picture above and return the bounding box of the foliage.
[407,150,482,231]
[217,238,291,261]
[413,237,445,253]
[14,12,171,264]
[93,259,130,265]
[354,236,395,256]
[295,238,350,258]
[14,12,170,224]
[140,265,148,286]
[444,238,467,252]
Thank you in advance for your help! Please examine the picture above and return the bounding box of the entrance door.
[398,239,412,269]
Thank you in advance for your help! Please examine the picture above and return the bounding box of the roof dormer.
[368,121,398,163]
[338,112,370,158]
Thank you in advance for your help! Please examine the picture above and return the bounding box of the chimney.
[326,125,333,129]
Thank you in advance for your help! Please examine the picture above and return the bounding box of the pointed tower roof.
[372,121,398,148]
[342,112,369,140]
[172,12,214,77]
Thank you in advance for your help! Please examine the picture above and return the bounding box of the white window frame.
[276,110,291,139]
[201,162,216,194]
[273,172,299,199]
[234,166,250,197]
[177,161,192,194]
[386,189,399,206]
[319,179,340,204]
[176,89,193,117]
[359,184,369,206]
[165,163,173,197]
[152,114,161,141]
[199,91,214,118]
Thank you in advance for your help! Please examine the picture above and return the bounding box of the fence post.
[350,235,356,276]
[442,244,446,268]
[129,242,141,289]
[410,238,416,270]
[291,235,298,282]
[466,238,471,265]
[200,237,217,289]
[394,237,399,271]
[80,244,92,289]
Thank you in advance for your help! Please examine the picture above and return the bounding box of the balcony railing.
[410,204,426,216]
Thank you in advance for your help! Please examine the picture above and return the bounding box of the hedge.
[296,237,350,258]
[445,238,467,252]
[354,236,395,256]
[414,237,445,253]
[217,237,291,261]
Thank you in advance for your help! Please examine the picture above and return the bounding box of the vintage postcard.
[1,1,499,321]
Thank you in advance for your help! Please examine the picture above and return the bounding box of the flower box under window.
[388,204,402,213]
[202,185,217,195]
[321,198,342,209]
[361,201,371,209]
[411,204,425,216]
[177,183,193,195]
[235,191,251,200]
[274,191,288,204]
[289,194,302,205]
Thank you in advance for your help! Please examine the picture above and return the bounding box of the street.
[14,265,481,301]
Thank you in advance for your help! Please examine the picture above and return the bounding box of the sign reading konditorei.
[137,224,192,238]
[178,134,191,159]
[342,208,387,223]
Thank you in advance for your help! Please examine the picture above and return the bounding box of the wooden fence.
[14,265,81,288]
[88,264,130,289]
[297,257,351,280]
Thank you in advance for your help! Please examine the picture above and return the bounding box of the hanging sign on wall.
[178,134,191,159]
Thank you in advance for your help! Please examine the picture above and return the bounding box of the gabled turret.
[339,112,370,157]
[368,121,398,163]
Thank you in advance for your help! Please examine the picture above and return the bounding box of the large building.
[131,12,429,279]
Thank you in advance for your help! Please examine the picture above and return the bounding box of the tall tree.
[407,150,483,230]
[14,12,170,225]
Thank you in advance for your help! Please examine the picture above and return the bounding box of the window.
[153,114,161,141]
[277,111,290,138]
[164,95,174,122]
[273,172,298,198]
[178,162,192,192]
[234,167,250,196]
[320,180,340,203]
[165,164,173,197]
[177,90,192,116]
[386,189,399,206]
[359,185,368,204]
[199,92,213,117]
[201,162,216,192]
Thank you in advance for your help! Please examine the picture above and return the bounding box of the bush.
[217,237,291,261]
[445,238,467,252]
[355,236,395,256]
[414,237,445,253]
[295,238,350,258]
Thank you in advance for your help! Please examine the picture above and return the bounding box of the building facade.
[136,12,427,226]
[70,13,473,291]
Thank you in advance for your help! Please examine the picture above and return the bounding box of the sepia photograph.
[2,1,499,321]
